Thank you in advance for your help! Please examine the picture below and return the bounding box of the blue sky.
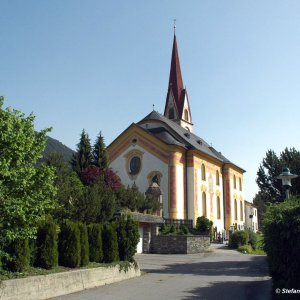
[1,0,300,201]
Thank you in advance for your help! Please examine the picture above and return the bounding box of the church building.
[107,31,246,232]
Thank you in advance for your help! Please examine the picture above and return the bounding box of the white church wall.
[190,158,225,231]
[109,144,169,216]
[229,170,245,229]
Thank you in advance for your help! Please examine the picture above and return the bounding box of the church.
[107,31,246,232]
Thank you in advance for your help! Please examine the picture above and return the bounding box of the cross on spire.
[173,19,176,34]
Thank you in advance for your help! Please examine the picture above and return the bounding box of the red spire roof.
[169,34,184,104]
[164,33,187,118]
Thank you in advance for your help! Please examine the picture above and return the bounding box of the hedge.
[78,222,89,267]
[116,215,139,262]
[263,197,300,289]
[88,223,103,262]
[35,217,58,269]
[102,224,119,263]
[2,239,30,272]
[228,230,249,249]
[58,220,81,268]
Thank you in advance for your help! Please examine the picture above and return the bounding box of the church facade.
[107,32,245,232]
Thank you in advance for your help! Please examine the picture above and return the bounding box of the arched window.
[233,175,236,189]
[169,108,175,119]
[234,199,237,221]
[216,170,220,186]
[217,196,221,219]
[240,201,243,221]
[202,192,207,217]
[239,178,242,191]
[201,164,206,181]
[184,109,189,121]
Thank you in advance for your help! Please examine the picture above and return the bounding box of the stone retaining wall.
[0,264,140,300]
[151,235,210,254]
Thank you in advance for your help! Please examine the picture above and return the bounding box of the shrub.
[116,215,139,262]
[196,216,213,234]
[2,239,30,272]
[58,220,81,268]
[237,244,252,254]
[178,225,190,235]
[35,217,58,269]
[245,229,258,250]
[78,223,89,267]
[159,224,190,235]
[87,223,103,262]
[102,224,119,263]
[228,230,249,249]
[263,197,300,289]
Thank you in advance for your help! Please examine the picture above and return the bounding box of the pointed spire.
[164,26,193,131]
[168,31,184,109]
[164,27,185,119]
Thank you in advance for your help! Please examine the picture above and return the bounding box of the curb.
[0,264,141,300]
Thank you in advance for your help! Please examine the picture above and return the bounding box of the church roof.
[138,110,245,172]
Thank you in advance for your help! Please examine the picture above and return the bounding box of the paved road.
[52,245,272,300]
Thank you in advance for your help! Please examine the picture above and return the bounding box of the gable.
[108,123,174,164]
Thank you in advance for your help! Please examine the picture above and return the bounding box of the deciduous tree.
[0,96,56,260]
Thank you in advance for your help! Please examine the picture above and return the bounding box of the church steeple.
[164,28,193,132]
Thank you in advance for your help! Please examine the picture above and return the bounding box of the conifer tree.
[93,131,109,169]
[71,129,92,174]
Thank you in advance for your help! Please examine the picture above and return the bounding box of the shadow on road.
[141,255,269,278]
[181,279,272,300]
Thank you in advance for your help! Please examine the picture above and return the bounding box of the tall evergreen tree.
[93,131,109,169]
[71,129,92,174]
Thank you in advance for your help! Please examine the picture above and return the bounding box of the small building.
[244,200,258,232]
[128,211,164,253]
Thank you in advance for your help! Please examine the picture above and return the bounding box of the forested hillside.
[39,136,74,163]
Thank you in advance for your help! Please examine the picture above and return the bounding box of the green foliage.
[2,239,30,272]
[254,148,300,223]
[58,220,81,268]
[116,215,139,262]
[228,230,249,249]
[93,131,109,169]
[87,224,103,263]
[159,224,190,235]
[196,216,213,233]
[46,153,86,223]
[237,244,253,254]
[178,225,190,235]
[78,223,89,267]
[71,129,92,175]
[245,229,258,250]
[0,97,56,261]
[74,178,116,224]
[35,217,58,269]
[116,184,159,213]
[102,224,119,263]
[263,197,300,288]
[140,195,162,214]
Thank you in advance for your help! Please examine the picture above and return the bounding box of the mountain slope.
[39,136,74,164]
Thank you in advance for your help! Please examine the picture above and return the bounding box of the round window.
[129,156,141,175]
